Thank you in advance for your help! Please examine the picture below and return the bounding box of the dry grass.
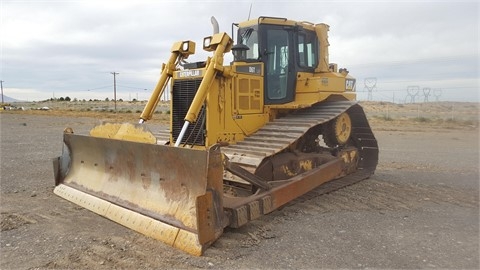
[1,100,170,124]
[2,109,170,124]
[2,100,478,130]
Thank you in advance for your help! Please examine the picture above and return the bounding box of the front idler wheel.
[323,112,352,147]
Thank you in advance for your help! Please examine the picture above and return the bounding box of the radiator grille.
[172,79,206,146]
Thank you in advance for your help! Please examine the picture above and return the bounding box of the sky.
[1,0,479,103]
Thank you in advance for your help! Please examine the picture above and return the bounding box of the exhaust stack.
[211,16,219,34]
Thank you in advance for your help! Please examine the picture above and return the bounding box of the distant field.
[1,100,171,124]
[1,100,478,130]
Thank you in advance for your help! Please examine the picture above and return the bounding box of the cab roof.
[237,16,318,31]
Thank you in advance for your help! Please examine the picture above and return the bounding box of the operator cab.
[233,17,319,105]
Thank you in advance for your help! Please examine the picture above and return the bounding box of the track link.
[222,101,378,181]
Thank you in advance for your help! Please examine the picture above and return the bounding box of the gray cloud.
[1,0,478,102]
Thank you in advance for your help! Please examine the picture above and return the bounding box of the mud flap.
[53,133,224,256]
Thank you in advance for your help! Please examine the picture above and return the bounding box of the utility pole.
[111,72,119,112]
[1,80,4,103]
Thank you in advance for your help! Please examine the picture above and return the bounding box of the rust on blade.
[54,184,204,255]
[53,133,224,256]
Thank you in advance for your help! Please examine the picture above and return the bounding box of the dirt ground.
[1,102,479,269]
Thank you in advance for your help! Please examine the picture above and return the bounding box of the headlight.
[203,36,212,50]
[171,40,195,56]
[182,41,190,52]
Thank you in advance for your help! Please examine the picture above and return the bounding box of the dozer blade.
[53,133,225,256]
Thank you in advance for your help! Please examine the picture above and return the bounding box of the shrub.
[414,117,431,122]
[381,115,393,121]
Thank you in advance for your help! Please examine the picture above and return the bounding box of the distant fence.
[361,102,479,123]
[7,100,480,125]
[9,100,170,114]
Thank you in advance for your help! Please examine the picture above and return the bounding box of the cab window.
[297,31,317,69]
[239,27,259,60]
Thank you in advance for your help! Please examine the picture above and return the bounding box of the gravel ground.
[0,110,478,269]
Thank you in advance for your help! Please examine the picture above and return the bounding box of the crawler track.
[155,101,378,192]
[222,101,378,182]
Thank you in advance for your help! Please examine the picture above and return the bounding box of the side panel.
[234,63,264,115]
[295,72,356,104]
[230,63,270,136]
[266,72,356,109]
[204,64,270,146]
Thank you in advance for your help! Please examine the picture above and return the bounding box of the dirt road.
[1,111,478,269]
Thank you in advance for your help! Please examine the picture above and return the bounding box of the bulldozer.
[53,16,378,256]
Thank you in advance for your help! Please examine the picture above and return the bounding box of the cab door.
[263,27,296,104]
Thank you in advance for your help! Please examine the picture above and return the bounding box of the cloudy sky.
[1,0,478,103]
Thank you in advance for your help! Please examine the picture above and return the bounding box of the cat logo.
[345,79,356,91]
[179,70,201,78]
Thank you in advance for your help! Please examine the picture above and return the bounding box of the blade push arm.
[140,41,195,123]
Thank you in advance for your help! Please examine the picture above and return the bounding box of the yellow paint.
[334,113,352,145]
[282,165,296,177]
[299,160,313,171]
[340,148,358,164]
[185,32,233,123]
[137,19,357,148]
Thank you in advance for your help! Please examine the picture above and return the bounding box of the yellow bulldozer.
[53,16,378,256]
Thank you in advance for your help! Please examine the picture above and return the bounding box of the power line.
[361,77,478,85]
[83,85,112,91]
[117,84,149,90]
[406,86,420,103]
[358,86,477,92]
[433,89,442,101]
[423,88,431,102]
[348,54,478,69]
[363,77,377,101]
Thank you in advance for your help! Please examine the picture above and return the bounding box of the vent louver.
[172,79,206,146]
